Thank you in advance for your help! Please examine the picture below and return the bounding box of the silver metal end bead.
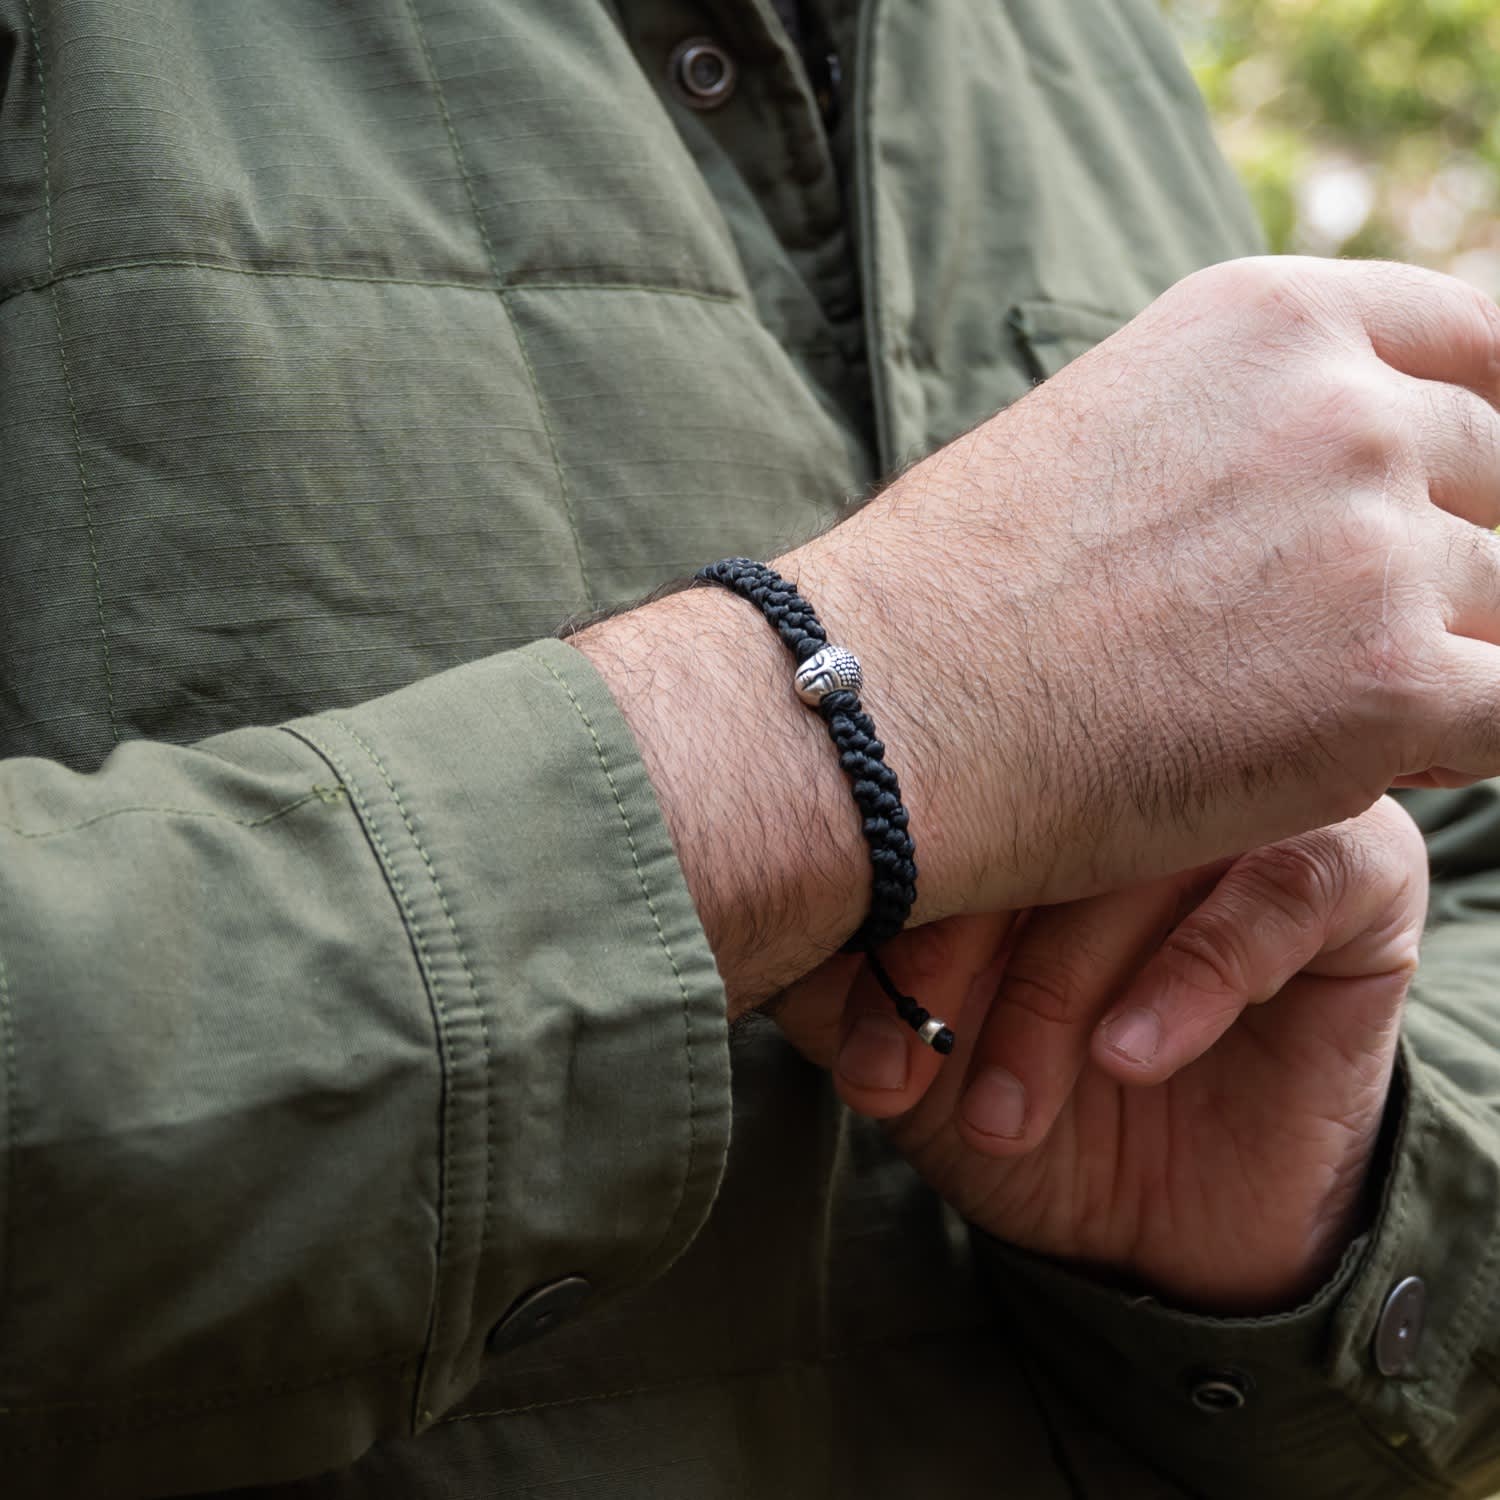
[918,1017,948,1048]
[793,644,863,706]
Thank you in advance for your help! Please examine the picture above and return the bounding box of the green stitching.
[326,716,493,1330]
[284,721,457,1436]
[0,787,334,842]
[441,1374,703,1425]
[440,1322,1002,1427]
[394,0,596,608]
[0,947,14,1361]
[0,258,742,314]
[854,0,894,470]
[48,283,119,745]
[501,301,595,603]
[22,0,119,745]
[1426,1086,1500,1399]
[536,657,700,1279]
[21,0,53,276]
[0,1347,415,1416]
[505,279,736,304]
[0,1352,415,1451]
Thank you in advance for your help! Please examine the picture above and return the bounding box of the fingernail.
[1099,1007,1161,1065]
[837,1014,910,1091]
[962,1066,1027,1139]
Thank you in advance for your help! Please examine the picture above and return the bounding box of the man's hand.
[576,256,1500,1009]
[775,797,1427,1313]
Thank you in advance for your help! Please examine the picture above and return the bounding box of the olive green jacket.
[0,1,1498,1496]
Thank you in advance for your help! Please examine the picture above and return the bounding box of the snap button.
[486,1274,592,1355]
[670,38,737,110]
[1374,1275,1426,1376]
[1186,1366,1251,1413]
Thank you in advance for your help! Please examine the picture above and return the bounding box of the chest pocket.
[1008,300,1134,385]
[859,0,1263,463]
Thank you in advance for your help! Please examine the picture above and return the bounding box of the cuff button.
[1374,1275,1427,1377]
[1187,1366,1252,1413]
[487,1274,593,1355]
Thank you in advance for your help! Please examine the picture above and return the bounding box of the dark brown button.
[670,38,737,110]
[486,1274,592,1355]
[1374,1276,1426,1376]
[1187,1367,1251,1413]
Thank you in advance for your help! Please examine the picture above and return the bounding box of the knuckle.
[1184,254,1291,307]
[1163,842,1336,1002]
[1344,621,1442,735]
[1202,255,1338,345]
[1330,514,1441,696]
[1240,838,1337,926]
[1368,791,1418,835]
[1452,686,1500,766]
[1162,258,1305,348]
[1160,914,1251,999]
[1446,523,1500,623]
[1424,381,1500,485]
[1447,386,1488,451]
[1387,939,1422,983]
[1351,797,1417,862]
[1346,606,1421,691]
[1453,277,1500,377]
[895,919,961,984]
[1298,368,1406,474]
[998,961,1087,1028]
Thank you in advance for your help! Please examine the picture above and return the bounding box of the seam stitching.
[0,787,336,842]
[498,294,594,603]
[0,948,14,1368]
[24,0,119,744]
[0,1352,415,1451]
[537,657,700,1278]
[2,1347,416,1416]
[0,259,741,313]
[396,0,595,606]
[442,1376,700,1426]
[854,0,895,471]
[439,1319,1004,1427]
[47,300,114,742]
[328,717,493,1405]
[283,722,457,1433]
[1426,1078,1500,1405]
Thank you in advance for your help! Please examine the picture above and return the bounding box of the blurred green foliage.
[1165,0,1500,294]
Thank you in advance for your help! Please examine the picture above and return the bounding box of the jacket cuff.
[971,1036,1500,1496]
[287,636,733,1430]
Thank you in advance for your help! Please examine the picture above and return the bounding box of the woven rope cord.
[695,558,952,1053]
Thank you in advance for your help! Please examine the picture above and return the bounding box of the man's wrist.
[569,579,871,1017]
[569,466,1041,1014]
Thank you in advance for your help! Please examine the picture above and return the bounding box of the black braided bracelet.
[695,558,955,1054]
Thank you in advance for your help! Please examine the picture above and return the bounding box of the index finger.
[1327,257,1500,401]
[955,871,1214,1157]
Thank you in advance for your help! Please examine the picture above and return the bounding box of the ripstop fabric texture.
[1,2,1499,1497]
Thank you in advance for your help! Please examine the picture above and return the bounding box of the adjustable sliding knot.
[869,952,956,1054]
[694,557,952,1053]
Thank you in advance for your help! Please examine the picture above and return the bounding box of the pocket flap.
[1008,299,1132,381]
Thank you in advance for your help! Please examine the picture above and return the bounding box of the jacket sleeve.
[0,637,732,1498]
[971,781,1500,1499]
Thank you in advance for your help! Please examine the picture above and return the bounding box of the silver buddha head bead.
[794,644,863,706]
